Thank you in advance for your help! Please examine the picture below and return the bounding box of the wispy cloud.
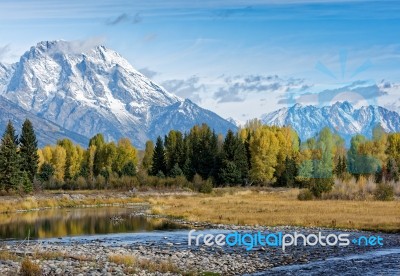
[278,80,389,107]
[46,37,106,55]
[106,13,130,25]
[213,75,306,103]
[133,12,142,24]
[161,76,206,103]
[0,44,11,61]
[138,67,158,78]
[106,12,142,25]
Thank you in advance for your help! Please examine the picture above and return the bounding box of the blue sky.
[1,0,400,122]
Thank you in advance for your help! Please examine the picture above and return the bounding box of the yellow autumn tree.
[113,138,138,174]
[41,145,53,163]
[51,145,66,181]
[37,149,45,169]
[249,126,279,184]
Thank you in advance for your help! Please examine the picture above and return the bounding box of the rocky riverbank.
[0,222,399,275]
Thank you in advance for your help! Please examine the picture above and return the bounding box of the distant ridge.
[261,101,400,143]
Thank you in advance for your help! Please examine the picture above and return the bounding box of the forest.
[0,119,398,200]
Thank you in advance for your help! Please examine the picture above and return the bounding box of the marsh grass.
[20,258,41,276]
[0,249,18,261]
[0,191,144,214]
[151,188,400,232]
[108,254,181,274]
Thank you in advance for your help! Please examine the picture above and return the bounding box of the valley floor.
[0,188,399,232]
[0,188,399,275]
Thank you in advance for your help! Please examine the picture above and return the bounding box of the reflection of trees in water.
[0,208,184,240]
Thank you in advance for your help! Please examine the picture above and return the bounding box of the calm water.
[0,207,184,240]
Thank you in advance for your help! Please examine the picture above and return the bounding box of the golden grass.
[0,250,19,261]
[151,188,400,232]
[20,258,42,276]
[108,254,181,274]
[109,254,137,266]
[0,191,145,214]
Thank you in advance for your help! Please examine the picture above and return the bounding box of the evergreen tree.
[187,125,219,180]
[151,136,166,176]
[276,156,297,187]
[219,161,241,184]
[169,163,184,177]
[218,130,248,184]
[386,157,399,182]
[38,162,55,182]
[335,156,346,178]
[21,171,33,193]
[164,130,185,175]
[0,121,21,191]
[19,119,39,182]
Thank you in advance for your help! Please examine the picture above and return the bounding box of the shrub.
[94,175,106,190]
[309,178,334,198]
[297,189,313,201]
[190,174,213,193]
[199,179,213,194]
[325,176,376,200]
[20,258,41,276]
[374,183,394,201]
[76,176,88,190]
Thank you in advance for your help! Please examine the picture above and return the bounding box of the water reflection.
[0,207,184,240]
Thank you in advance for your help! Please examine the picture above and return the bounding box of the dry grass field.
[149,188,400,233]
[0,188,398,232]
[0,191,144,214]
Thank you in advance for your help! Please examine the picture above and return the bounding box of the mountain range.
[0,41,236,148]
[262,101,400,144]
[2,41,400,148]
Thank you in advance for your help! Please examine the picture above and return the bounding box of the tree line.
[0,119,398,197]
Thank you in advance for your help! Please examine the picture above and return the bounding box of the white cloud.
[0,45,11,62]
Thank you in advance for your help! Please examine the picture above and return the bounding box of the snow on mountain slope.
[0,41,236,147]
[262,101,400,144]
[148,99,235,140]
[0,95,88,147]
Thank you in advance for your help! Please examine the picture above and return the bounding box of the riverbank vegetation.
[0,119,400,201]
[0,187,397,232]
[149,188,400,233]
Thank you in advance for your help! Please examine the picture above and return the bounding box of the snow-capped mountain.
[0,41,236,147]
[262,101,400,143]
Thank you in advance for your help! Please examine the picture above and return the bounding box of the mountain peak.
[0,40,235,148]
[262,102,400,144]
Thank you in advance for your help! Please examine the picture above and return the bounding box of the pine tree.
[151,136,166,176]
[277,156,297,187]
[19,119,39,182]
[38,162,55,182]
[218,130,248,184]
[164,130,186,176]
[169,163,184,177]
[0,121,21,192]
[386,157,399,182]
[187,125,219,180]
